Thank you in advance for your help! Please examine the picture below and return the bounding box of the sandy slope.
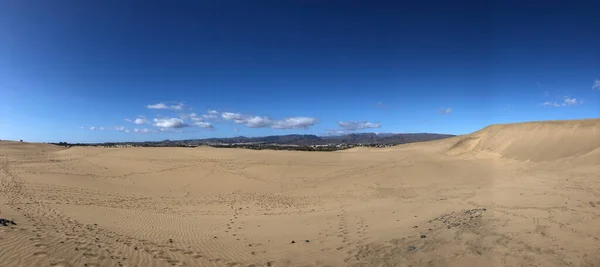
[1,119,599,267]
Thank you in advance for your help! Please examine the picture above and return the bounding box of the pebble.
[420,234,427,238]
[407,246,417,251]
[291,240,296,244]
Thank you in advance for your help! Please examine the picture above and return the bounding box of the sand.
[1,118,599,267]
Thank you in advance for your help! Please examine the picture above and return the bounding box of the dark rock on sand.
[0,218,16,226]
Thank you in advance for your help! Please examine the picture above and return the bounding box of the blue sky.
[1,0,599,143]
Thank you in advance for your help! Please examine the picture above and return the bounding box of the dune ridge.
[445,118,600,162]
[1,119,599,267]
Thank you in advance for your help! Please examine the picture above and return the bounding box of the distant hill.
[177,132,455,146]
[321,133,455,145]
[52,132,456,147]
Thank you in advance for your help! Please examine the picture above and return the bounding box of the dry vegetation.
[1,119,599,267]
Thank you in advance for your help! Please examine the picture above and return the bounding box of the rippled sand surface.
[1,119,599,267]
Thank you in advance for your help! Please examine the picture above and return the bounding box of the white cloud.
[147,103,168,109]
[543,101,561,107]
[221,112,244,121]
[436,107,453,115]
[272,117,318,129]
[151,114,213,130]
[221,111,318,129]
[192,121,214,129]
[188,113,204,121]
[147,102,185,110]
[593,79,600,90]
[134,117,148,124]
[245,116,273,128]
[203,114,218,120]
[88,126,105,131]
[564,97,577,106]
[115,126,130,133]
[326,130,348,136]
[337,121,381,131]
[171,103,185,110]
[158,127,183,133]
[201,110,220,119]
[125,116,148,124]
[152,118,188,128]
[133,128,154,134]
[543,96,580,107]
[233,128,239,132]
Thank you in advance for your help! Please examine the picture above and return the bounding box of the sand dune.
[1,119,599,267]
[445,118,600,162]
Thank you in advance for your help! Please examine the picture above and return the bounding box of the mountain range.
[150,132,456,146]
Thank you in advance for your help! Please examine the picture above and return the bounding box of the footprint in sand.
[49,259,72,267]
[110,254,126,261]
[33,251,48,257]
[154,254,170,260]
[145,249,161,255]
[34,243,49,249]
[82,252,100,259]
[182,251,204,259]
[166,259,183,266]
